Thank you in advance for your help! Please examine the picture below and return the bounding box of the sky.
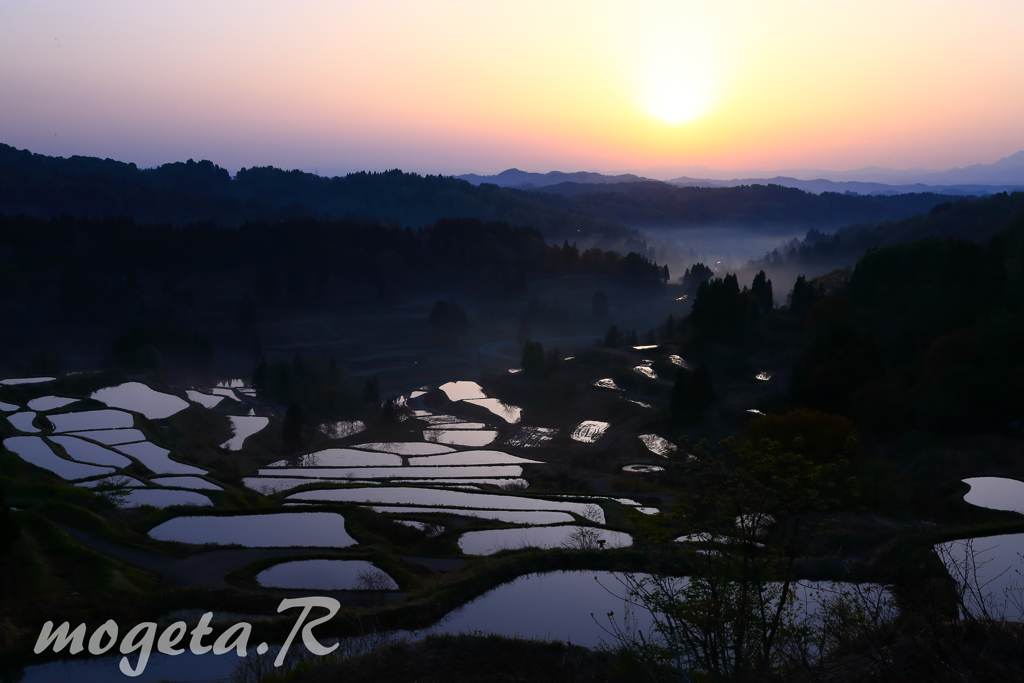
[2,0,1023,177]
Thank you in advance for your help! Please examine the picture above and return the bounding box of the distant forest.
[0,144,965,242]
[516,180,960,228]
[749,191,1024,271]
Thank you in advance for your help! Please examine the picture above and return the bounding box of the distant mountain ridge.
[457,168,655,188]
[463,151,1024,195]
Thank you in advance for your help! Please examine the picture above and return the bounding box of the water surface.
[259,465,523,479]
[50,436,134,468]
[91,382,190,419]
[503,426,558,447]
[458,526,632,555]
[638,434,674,456]
[185,390,224,408]
[266,449,402,468]
[424,430,498,447]
[408,451,541,466]
[67,428,146,445]
[149,512,357,547]
[438,381,487,401]
[50,409,134,432]
[570,421,610,443]
[3,436,114,480]
[354,442,455,456]
[372,506,573,525]
[464,398,522,424]
[7,411,39,432]
[27,396,78,411]
[115,441,206,475]
[221,415,269,450]
[962,477,1024,515]
[151,476,223,490]
[125,489,213,508]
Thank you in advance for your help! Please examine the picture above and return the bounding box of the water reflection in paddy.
[7,411,39,432]
[185,390,224,408]
[67,428,145,445]
[639,434,675,456]
[259,465,523,479]
[0,376,54,385]
[438,381,487,401]
[266,449,402,468]
[408,451,541,466]
[937,534,1024,620]
[125,489,212,508]
[221,415,269,450]
[115,441,206,475]
[257,560,398,590]
[149,512,357,547]
[287,487,607,523]
[962,477,1024,515]
[50,409,134,432]
[571,421,610,443]
[373,506,573,525]
[354,442,455,456]
[465,398,522,424]
[0,400,18,412]
[91,382,189,420]
[424,430,498,447]
[50,436,134,468]
[623,464,665,473]
[27,396,78,411]
[3,436,114,480]
[319,420,366,439]
[503,426,558,448]
[150,476,222,490]
[458,526,632,555]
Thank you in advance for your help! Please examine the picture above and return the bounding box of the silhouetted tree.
[363,376,380,408]
[751,270,774,315]
[517,316,532,346]
[605,324,621,348]
[522,341,546,377]
[282,403,305,454]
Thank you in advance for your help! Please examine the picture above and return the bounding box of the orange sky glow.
[2,0,1022,176]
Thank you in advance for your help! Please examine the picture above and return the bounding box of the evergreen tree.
[751,270,774,315]
[282,403,305,454]
[363,376,380,408]
[521,341,546,377]
[605,324,620,348]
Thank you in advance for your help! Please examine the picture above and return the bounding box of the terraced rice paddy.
[148,512,357,547]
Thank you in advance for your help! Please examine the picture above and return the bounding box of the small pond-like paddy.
[67,428,145,445]
[150,476,222,490]
[503,426,558,448]
[91,382,190,420]
[372,506,574,525]
[354,442,455,456]
[256,559,398,590]
[221,415,270,450]
[185,390,224,408]
[458,526,633,555]
[115,441,207,475]
[438,381,487,401]
[408,451,541,466]
[7,412,39,432]
[962,477,1024,515]
[287,487,608,523]
[50,436,134,468]
[26,396,78,411]
[3,436,114,480]
[49,409,134,432]
[266,448,403,468]
[571,421,610,443]
[464,398,522,424]
[148,512,357,547]
[623,464,665,473]
[639,434,674,456]
[937,533,1024,620]
[424,430,499,447]
[259,465,524,479]
[125,489,212,508]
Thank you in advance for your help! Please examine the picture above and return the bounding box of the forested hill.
[750,190,1024,271]
[517,181,961,228]
[0,144,633,245]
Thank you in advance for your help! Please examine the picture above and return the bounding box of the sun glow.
[632,6,721,126]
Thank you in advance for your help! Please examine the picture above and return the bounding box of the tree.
[521,341,546,377]
[751,270,774,315]
[610,437,841,681]
[282,403,305,454]
[363,376,380,408]
[605,324,621,348]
